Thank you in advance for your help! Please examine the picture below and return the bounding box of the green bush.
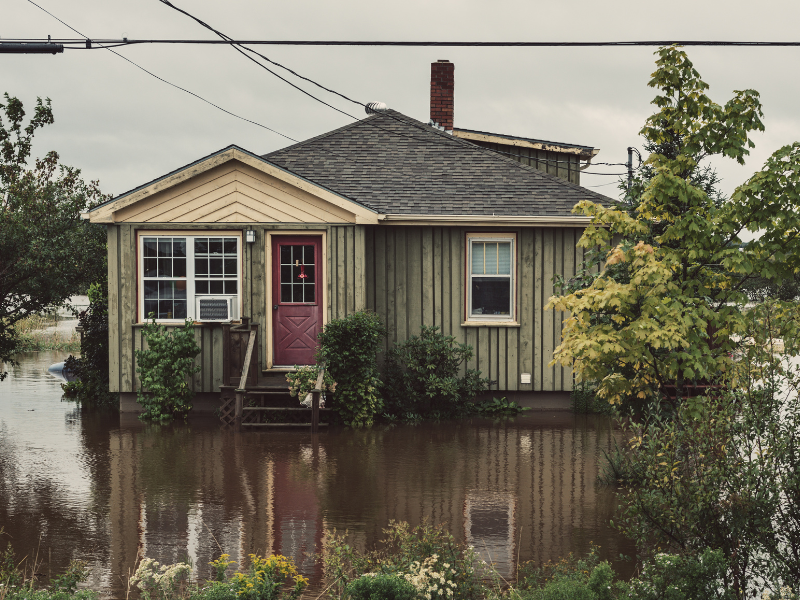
[322,521,482,600]
[63,281,117,408]
[344,574,417,600]
[617,549,734,600]
[474,396,530,416]
[317,311,386,427]
[517,546,614,600]
[135,317,201,422]
[383,326,488,419]
[571,381,614,415]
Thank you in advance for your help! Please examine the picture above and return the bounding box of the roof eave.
[452,128,598,159]
[378,214,594,227]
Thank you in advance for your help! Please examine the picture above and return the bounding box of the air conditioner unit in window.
[196,297,238,322]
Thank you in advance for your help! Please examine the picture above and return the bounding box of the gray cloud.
[4,0,800,200]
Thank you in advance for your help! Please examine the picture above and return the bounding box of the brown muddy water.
[0,351,634,598]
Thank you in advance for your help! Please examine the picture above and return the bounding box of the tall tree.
[0,93,108,378]
[548,46,800,409]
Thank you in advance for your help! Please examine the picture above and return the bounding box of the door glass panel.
[279,243,316,304]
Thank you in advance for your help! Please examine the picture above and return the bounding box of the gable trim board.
[86,146,379,225]
[452,128,600,159]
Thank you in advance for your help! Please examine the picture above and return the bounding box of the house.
[85,60,610,412]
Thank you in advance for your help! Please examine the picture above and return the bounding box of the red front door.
[272,236,323,366]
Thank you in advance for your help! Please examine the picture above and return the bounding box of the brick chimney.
[430,60,454,132]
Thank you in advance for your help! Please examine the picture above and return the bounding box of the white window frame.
[465,232,517,324]
[137,231,243,323]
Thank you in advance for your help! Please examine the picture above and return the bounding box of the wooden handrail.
[311,362,326,434]
[239,330,256,389]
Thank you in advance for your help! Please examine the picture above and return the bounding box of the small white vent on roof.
[365,101,388,114]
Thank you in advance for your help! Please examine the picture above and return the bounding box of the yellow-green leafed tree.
[548,46,800,409]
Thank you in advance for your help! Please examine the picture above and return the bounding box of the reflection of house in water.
[465,491,515,575]
[105,415,630,597]
[108,424,326,595]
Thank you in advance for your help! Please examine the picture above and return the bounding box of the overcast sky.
[4,0,800,202]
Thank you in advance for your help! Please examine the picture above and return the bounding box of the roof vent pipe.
[365,101,388,114]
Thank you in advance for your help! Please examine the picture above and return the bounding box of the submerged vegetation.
[10,310,79,353]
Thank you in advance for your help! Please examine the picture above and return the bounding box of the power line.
[24,0,633,188]
[22,0,643,177]
[153,0,634,177]
[23,0,298,143]
[6,38,800,48]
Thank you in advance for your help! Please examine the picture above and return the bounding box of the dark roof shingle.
[265,110,612,217]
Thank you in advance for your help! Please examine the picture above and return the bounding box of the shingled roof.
[264,110,612,217]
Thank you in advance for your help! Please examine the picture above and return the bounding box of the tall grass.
[11,311,80,353]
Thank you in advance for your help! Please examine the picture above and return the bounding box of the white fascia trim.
[378,214,594,227]
[89,147,378,224]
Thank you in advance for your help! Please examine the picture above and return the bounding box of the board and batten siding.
[467,142,583,185]
[108,223,364,393]
[365,226,587,393]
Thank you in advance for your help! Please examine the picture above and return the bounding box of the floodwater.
[0,351,634,598]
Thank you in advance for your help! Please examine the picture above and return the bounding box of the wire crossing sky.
[4,0,800,199]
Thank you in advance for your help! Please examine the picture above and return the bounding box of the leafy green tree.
[614,301,800,598]
[0,93,108,378]
[63,279,116,407]
[548,46,800,408]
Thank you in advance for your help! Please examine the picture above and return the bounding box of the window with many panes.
[280,244,316,303]
[140,234,240,321]
[467,233,516,322]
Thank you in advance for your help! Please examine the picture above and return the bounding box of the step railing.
[233,361,326,432]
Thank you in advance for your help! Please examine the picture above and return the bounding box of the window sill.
[461,321,520,328]
[133,321,241,327]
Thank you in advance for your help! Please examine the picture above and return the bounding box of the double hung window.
[467,233,516,322]
[140,234,240,321]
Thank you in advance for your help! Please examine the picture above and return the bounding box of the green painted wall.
[467,142,584,185]
[365,226,587,392]
[107,223,363,394]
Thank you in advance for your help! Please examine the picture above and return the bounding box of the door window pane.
[278,244,316,304]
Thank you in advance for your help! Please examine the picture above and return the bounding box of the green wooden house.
[85,61,610,412]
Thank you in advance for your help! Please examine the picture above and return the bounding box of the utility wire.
[9,38,800,47]
[25,0,633,185]
[23,0,298,143]
[154,0,634,176]
[25,0,636,176]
